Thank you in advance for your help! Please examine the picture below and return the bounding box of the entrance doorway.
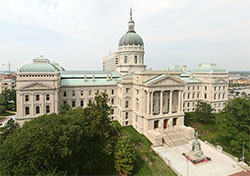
[164,119,168,129]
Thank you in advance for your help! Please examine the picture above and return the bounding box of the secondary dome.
[19,56,65,72]
[118,9,144,47]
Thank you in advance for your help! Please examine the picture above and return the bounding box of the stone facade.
[16,10,229,146]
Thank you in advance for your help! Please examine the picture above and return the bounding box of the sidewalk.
[153,140,243,176]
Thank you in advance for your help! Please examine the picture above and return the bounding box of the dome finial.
[130,7,132,20]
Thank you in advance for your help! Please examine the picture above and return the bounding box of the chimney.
[92,75,95,81]
[182,65,187,72]
[110,75,113,80]
[106,75,109,81]
[84,75,87,81]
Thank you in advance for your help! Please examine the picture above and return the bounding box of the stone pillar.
[169,90,173,114]
[147,92,150,115]
[180,91,183,112]
[150,91,153,115]
[31,93,34,117]
[178,90,181,113]
[160,91,163,115]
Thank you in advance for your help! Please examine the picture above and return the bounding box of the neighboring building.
[16,10,229,146]
[0,72,16,93]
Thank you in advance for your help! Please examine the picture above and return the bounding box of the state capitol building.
[16,10,229,146]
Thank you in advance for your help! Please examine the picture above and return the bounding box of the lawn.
[113,121,176,176]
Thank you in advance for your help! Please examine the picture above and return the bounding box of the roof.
[119,31,144,47]
[19,56,65,72]
[60,71,122,86]
[192,63,227,73]
[180,77,201,83]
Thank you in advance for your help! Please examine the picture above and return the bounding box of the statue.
[183,132,211,165]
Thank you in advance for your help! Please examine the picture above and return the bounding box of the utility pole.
[241,141,245,162]
[2,61,11,73]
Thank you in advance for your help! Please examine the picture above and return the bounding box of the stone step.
[164,130,189,147]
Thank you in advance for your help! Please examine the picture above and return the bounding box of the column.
[147,92,150,115]
[180,91,183,112]
[160,91,163,115]
[169,90,173,114]
[150,91,153,115]
[31,93,34,116]
[178,90,181,113]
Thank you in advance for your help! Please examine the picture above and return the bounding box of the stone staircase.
[164,130,189,147]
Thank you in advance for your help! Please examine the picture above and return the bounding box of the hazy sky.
[0,0,249,71]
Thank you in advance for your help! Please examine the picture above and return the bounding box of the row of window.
[25,105,50,115]
[187,86,226,91]
[184,92,200,99]
[25,94,50,102]
[64,98,115,108]
[123,55,139,64]
[214,86,226,91]
[63,89,115,97]
[20,74,55,77]
[214,93,225,100]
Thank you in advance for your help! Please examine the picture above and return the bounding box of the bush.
[0,105,6,114]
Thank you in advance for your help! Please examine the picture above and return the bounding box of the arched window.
[25,107,30,115]
[124,56,128,63]
[36,106,40,114]
[46,105,50,113]
[134,56,137,64]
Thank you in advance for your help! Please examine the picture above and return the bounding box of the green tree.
[195,101,215,123]
[58,103,72,115]
[216,97,250,163]
[0,92,113,175]
[0,118,19,144]
[0,105,6,114]
[114,138,136,176]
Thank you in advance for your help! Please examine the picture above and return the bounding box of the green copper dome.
[19,56,65,72]
[118,9,144,47]
[118,31,144,47]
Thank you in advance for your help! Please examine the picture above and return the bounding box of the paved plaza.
[153,140,243,176]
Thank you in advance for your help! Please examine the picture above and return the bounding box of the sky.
[0,0,249,71]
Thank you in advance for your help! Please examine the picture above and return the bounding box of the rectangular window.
[188,87,190,91]
[125,100,129,108]
[111,89,114,94]
[81,90,84,96]
[205,86,207,91]
[36,95,40,101]
[204,93,207,99]
[193,86,195,90]
[72,100,75,107]
[89,90,92,96]
[46,94,50,101]
[115,58,118,65]
[80,100,84,107]
[111,98,114,105]
[25,95,29,102]
[197,93,199,98]
[64,91,67,97]
[125,112,128,119]
[72,91,75,97]
[126,88,129,93]
[154,120,159,129]
[197,86,199,90]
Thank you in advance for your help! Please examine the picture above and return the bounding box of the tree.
[58,103,72,115]
[195,101,215,123]
[114,138,136,176]
[0,92,113,175]
[0,118,19,144]
[0,105,6,114]
[216,97,250,163]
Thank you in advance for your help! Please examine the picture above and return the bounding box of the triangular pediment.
[214,78,227,84]
[20,82,53,90]
[147,75,185,86]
